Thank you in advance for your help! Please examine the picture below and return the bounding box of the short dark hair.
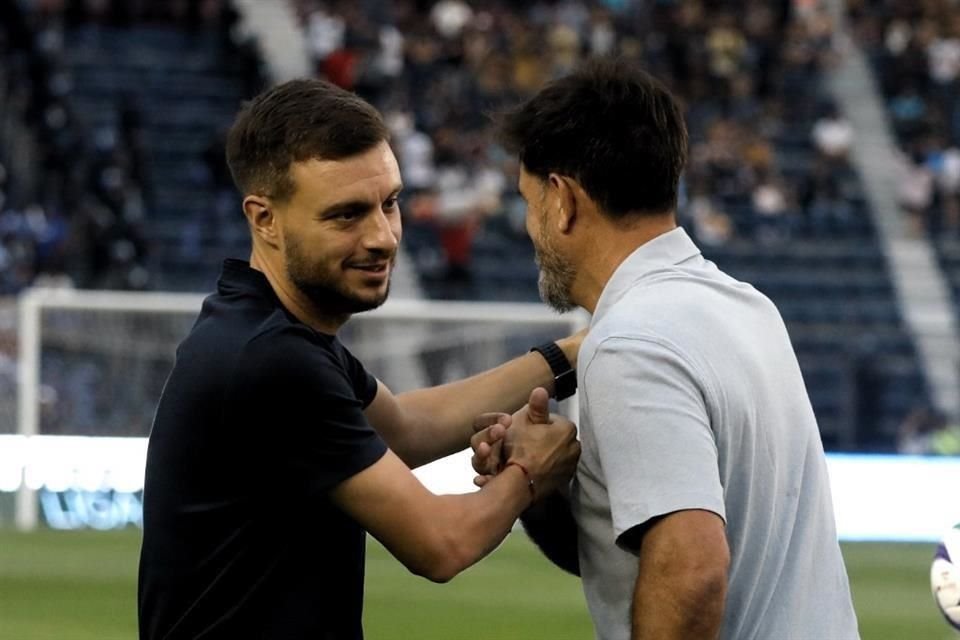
[497,58,688,218]
[226,78,390,201]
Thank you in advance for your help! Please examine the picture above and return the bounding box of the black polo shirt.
[138,259,388,639]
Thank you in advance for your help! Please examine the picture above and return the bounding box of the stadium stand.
[855,1,960,327]
[0,0,941,450]
[844,0,960,446]
[0,0,265,435]
[849,0,960,238]
[61,4,263,291]
[0,0,261,294]
[850,1,960,279]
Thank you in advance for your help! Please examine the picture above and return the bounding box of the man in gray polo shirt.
[474,59,860,639]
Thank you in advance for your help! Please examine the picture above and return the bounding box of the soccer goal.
[9,287,588,531]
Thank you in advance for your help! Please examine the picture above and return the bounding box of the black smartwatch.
[530,341,577,401]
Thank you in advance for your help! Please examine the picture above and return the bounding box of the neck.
[249,247,348,335]
[575,215,677,314]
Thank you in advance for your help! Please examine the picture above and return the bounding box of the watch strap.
[530,341,577,401]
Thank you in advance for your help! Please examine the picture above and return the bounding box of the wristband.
[505,461,536,501]
[530,341,577,401]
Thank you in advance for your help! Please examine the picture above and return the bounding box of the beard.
[533,220,577,313]
[285,233,392,316]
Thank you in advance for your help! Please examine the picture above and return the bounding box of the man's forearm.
[396,337,578,464]
[334,450,536,583]
[520,491,580,576]
[405,464,535,582]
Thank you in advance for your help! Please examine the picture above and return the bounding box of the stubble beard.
[285,234,392,316]
[534,222,577,313]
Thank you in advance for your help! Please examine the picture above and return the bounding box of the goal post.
[12,287,588,531]
[15,288,220,530]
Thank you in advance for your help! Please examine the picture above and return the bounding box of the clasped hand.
[470,387,580,500]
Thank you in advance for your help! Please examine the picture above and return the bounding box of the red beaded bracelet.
[505,461,536,501]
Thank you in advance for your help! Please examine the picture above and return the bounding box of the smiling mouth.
[350,263,390,273]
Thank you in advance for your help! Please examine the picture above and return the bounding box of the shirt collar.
[591,227,702,325]
[217,258,279,301]
[216,259,339,338]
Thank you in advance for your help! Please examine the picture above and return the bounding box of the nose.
[363,209,400,254]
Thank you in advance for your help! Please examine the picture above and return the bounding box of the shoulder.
[236,323,351,387]
[590,265,775,353]
[581,295,717,403]
[583,289,694,371]
[582,331,696,383]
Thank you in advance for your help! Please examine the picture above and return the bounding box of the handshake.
[470,387,581,501]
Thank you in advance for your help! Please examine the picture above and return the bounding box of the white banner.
[3,435,959,541]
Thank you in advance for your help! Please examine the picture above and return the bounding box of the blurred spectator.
[705,12,748,97]
[812,102,854,162]
[408,134,504,296]
[688,118,752,202]
[898,406,960,455]
[899,150,935,234]
[304,2,345,65]
[927,26,960,90]
[430,0,472,40]
[685,192,734,247]
[888,85,929,141]
[752,169,796,243]
[387,110,436,192]
[801,159,856,235]
[587,6,616,56]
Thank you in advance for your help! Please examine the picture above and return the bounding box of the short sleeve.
[231,327,387,495]
[335,341,379,408]
[582,336,725,552]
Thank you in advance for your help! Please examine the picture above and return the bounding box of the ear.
[548,173,579,234]
[243,195,280,248]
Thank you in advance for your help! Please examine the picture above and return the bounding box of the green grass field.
[0,529,956,640]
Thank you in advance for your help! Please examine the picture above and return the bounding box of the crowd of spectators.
[288,1,935,452]
[849,0,960,236]
[1,0,863,294]
[0,0,250,435]
[293,0,853,291]
[0,0,244,295]
[0,0,934,443]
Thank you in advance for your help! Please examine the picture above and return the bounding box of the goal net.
[7,287,586,530]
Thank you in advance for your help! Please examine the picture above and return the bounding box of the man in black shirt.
[138,78,582,639]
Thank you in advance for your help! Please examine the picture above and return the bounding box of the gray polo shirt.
[572,227,859,640]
